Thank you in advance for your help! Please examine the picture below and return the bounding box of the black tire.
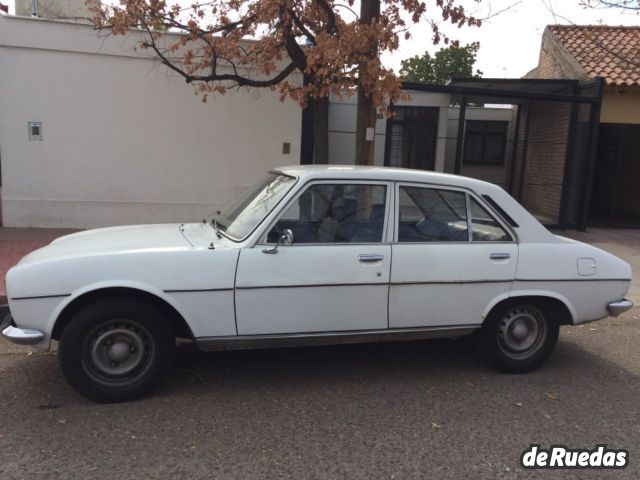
[58,296,175,403]
[477,299,560,373]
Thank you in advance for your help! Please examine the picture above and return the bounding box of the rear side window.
[397,186,513,243]
[481,194,519,228]
[470,197,512,242]
[398,187,468,242]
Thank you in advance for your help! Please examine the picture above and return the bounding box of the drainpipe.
[31,0,37,17]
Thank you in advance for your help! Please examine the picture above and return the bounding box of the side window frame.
[467,194,517,243]
[258,179,393,246]
[393,182,517,244]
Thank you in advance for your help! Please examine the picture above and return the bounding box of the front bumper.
[607,299,634,317]
[0,304,45,346]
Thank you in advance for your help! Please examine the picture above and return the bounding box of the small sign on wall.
[28,122,42,141]
[365,127,375,141]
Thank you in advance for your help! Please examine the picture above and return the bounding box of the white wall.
[0,15,302,228]
[328,91,451,169]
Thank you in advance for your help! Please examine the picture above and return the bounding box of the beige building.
[527,25,640,227]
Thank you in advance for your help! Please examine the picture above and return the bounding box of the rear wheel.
[478,299,559,373]
[58,296,175,402]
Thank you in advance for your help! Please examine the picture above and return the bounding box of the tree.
[399,42,482,84]
[91,1,481,164]
[581,0,640,9]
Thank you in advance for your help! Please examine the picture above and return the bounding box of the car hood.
[19,224,191,265]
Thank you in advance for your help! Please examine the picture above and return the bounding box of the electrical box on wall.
[28,122,42,141]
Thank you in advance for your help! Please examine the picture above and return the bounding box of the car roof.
[272,164,495,190]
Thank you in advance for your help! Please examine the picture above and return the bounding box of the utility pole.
[354,0,380,166]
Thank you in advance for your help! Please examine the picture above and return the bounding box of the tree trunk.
[312,97,329,164]
[355,89,377,166]
[355,0,380,166]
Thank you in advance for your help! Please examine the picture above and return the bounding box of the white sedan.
[1,165,633,402]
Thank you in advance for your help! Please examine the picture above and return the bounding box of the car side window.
[398,187,468,242]
[268,184,387,244]
[470,197,512,242]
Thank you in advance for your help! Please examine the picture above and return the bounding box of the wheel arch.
[483,291,576,326]
[51,284,195,341]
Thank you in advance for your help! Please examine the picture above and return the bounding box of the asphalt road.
[1,310,639,480]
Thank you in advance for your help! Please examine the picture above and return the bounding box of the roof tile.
[548,25,640,86]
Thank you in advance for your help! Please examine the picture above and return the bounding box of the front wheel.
[477,300,559,373]
[58,296,175,402]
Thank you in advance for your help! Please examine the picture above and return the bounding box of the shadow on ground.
[1,335,638,479]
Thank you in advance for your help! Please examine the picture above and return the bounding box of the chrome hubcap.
[498,306,547,360]
[83,320,154,386]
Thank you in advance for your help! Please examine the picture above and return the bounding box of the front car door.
[235,181,392,335]
[390,183,518,328]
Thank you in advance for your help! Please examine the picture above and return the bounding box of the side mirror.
[262,228,293,254]
[282,228,293,246]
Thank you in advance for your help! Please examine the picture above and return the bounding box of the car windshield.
[211,173,296,240]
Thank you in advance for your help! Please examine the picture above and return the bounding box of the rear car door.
[389,183,518,328]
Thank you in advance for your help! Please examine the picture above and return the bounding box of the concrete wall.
[0,15,302,228]
[328,91,450,170]
[444,106,514,188]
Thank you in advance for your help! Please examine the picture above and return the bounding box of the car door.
[389,183,517,328]
[235,181,392,335]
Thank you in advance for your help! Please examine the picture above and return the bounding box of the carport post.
[578,78,604,231]
[454,94,467,175]
[507,105,522,195]
[516,102,533,202]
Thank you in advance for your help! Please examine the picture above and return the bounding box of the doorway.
[589,123,640,227]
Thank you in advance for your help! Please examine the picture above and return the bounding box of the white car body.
[2,165,633,352]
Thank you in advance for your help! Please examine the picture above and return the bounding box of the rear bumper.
[0,304,45,345]
[607,299,634,317]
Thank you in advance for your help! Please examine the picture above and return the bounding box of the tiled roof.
[548,25,640,86]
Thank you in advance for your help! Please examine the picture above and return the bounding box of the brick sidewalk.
[0,228,78,302]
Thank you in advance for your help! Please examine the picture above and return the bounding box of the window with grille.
[463,120,508,166]
[384,107,439,171]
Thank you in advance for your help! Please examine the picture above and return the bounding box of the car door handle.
[490,252,510,260]
[359,254,384,263]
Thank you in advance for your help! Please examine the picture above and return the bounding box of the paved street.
[0,228,639,479]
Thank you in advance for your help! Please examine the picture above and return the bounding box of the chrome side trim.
[10,294,71,301]
[236,282,386,290]
[196,325,478,351]
[607,299,634,317]
[2,325,45,345]
[164,288,233,293]
[515,278,630,283]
